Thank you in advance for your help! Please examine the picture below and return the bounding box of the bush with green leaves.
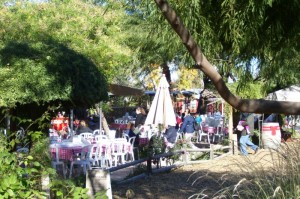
[0,128,92,198]
[0,134,47,198]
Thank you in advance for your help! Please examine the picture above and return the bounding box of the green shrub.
[0,134,47,198]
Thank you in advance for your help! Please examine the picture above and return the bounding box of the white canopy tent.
[266,85,300,102]
[264,84,300,134]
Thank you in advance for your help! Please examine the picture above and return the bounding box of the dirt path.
[112,148,283,199]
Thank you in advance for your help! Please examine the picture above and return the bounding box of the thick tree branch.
[154,0,300,114]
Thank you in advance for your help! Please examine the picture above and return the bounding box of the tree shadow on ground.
[112,168,244,199]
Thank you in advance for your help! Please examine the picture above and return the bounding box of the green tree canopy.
[131,0,300,94]
[0,40,108,108]
[0,0,141,108]
[152,0,300,114]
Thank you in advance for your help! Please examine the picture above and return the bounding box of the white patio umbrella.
[144,74,177,129]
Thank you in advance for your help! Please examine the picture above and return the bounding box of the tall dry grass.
[190,141,300,199]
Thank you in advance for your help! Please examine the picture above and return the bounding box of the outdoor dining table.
[50,135,134,168]
[49,140,91,161]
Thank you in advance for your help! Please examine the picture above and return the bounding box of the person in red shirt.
[175,112,182,129]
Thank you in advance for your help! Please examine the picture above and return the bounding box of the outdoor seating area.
[47,75,231,178]
[49,132,134,178]
[2,2,300,198]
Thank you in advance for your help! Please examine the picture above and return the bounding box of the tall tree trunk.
[162,62,171,84]
[95,103,110,135]
[101,110,110,135]
[154,0,300,115]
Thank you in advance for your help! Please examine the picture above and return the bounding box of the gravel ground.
[112,147,284,199]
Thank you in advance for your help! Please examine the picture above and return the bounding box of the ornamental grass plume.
[190,141,300,199]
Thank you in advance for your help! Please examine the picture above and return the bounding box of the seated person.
[73,119,80,131]
[126,122,137,137]
[125,122,140,146]
[164,126,177,144]
[76,120,93,135]
[59,126,69,139]
[123,122,132,136]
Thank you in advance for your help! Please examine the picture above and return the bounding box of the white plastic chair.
[97,142,112,168]
[89,144,101,167]
[114,138,127,142]
[79,132,94,142]
[111,140,127,166]
[69,145,92,178]
[94,135,108,142]
[51,145,67,179]
[213,125,224,143]
[122,133,130,141]
[198,124,211,144]
[93,129,105,135]
[16,127,25,140]
[126,137,136,161]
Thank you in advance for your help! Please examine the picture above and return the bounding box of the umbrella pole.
[99,101,102,134]
[70,109,74,137]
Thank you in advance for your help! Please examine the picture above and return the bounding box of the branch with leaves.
[154,0,300,114]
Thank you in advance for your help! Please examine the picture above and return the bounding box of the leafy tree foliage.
[153,0,300,114]
[131,0,300,94]
[0,41,108,108]
[0,0,142,108]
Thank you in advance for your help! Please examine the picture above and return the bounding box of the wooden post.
[99,102,102,134]
[41,174,50,199]
[232,134,238,155]
[228,106,233,141]
[228,106,239,154]
[70,109,74,137]
[210,144,214,160]
[183,148,188,165]
[146,157,152,175]
[86,169,112,199]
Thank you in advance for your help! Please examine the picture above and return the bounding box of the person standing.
[238,113,259,156]
[134,107,146,127]
[178,109,195,140]
[175,112,182,129]
[194,113,202,125]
